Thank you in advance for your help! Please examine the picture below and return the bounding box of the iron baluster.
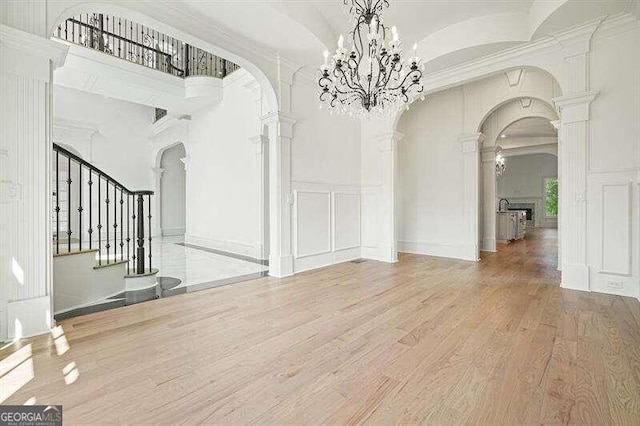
[78,164,83,251]
[120,188,124,261]
[136,194,145,274]
[148,194,152,272]
[113,184,117,261]
[88,170,93,249]
[127,194,130,274]
[55,150,60,255]
[67,156,72,253]
[97,173,102,265]
[105,179,110,264]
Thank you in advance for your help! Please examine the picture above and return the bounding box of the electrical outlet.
[607,281,623,289]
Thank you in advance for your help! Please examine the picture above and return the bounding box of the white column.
[262,112,296,277]
[152,167,164,237]
[550,119,562,270]
[244,79,269,261]
[552,24,598,291]
[480,144,497,253]
[250,135,269,261]
[458,133,484,261]
[0,24,68,340]
[375,131,403,263]
[554,91,598,290]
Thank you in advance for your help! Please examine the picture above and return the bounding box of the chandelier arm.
[334,66,367,96]
[387,68,422,91]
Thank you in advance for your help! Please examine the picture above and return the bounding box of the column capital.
[458,132,485,153]
[553,90,598,123]
[0,24,68,69]
[376,131,404,152]
[249,134,269,154]
[261,112,297,138]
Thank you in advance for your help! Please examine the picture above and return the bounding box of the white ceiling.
[177,0,634,70]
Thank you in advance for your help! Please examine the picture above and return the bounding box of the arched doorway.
[159,143,186,237]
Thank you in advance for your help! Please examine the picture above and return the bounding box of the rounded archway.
[158,143,186,237]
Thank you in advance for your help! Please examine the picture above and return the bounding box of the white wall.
[498,154,557,199]
[289,73,362,272]
[586,22,640,299]
[53,86,155,191]
[396,88,467,259]
[497,153,558,228]
[160,143,186,236]
[185,70,261,258]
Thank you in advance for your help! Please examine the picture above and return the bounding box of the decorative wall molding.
[553,90,599,123]
[293,189,361,272]
[0,24,68,69]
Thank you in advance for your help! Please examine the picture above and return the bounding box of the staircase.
[52,143,158,318]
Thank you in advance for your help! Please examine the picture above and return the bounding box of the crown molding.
[0,24,68,68]
[417,16,624,96]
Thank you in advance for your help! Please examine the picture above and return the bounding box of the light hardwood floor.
[2,229,640,424]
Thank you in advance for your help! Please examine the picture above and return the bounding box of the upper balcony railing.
[54,13,240,79]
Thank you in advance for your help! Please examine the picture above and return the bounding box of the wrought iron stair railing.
[53,143,154,275]
[54,13,240,79]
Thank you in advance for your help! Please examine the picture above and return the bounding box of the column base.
[560,262,589,292]
[7,295,52,340]
[268,254,294,278]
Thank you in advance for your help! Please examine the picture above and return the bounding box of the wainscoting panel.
[294,191,332,259]
[587,172,638,299]
[293,187,362,272]
[600,183,631,276]
[333,192,361,251]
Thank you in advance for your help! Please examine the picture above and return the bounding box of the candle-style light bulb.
[370,16,378,36]
[392,26,399,42]
[338,34,344,49]
[323,50,329,65]
[413,42,418,56]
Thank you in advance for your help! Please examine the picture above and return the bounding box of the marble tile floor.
[54,236,268,319]
[150,235,269,291]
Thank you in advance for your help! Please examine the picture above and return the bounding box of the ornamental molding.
[1,24,68,68]
[416,15,629,98]
[376,131,404,152]
[553,90,599,123]
[260,112,297,138]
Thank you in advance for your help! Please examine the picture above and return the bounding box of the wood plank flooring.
[2,229,640,424]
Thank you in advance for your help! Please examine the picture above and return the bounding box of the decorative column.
[554,91,597,290]
[375,131,403,262]
[250,134,269,261]
[550,119,562,270]
[262,112,296,277]
[458,133,484,261]
[552,22,599,291]
[152,167,164,237]
[244,79,269,262]
[480,143,497,252]
[0,23,68,340]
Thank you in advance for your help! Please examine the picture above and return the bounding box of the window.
[544,177,558,217]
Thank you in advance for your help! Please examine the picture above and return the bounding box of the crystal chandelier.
[495,147,506,177]
[318,0,425,117]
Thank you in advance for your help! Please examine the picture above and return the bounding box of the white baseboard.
[269,254,294,277]
[294,247,361,273]
[186,234,259,259]
[398,240,477,262]
[162,227,186,236]
[7,296,51,340]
